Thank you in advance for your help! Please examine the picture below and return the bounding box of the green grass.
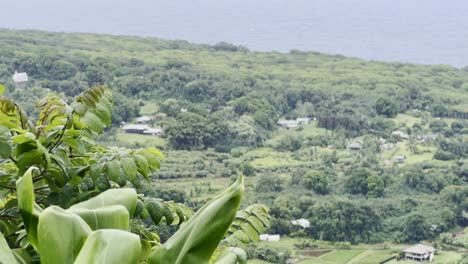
[139,102,159,115]
[347,249,396,264]
[380,142,436,165]
[394,114,422,127]
[248,260,271,264]
[247,238,465,264]
[298,249,364,264]
[115,132,166,148]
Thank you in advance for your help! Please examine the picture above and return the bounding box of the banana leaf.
[148,175,244,264]
[68,205,130,231]
[16,167,42,250]
[73,229,141,264]
[38,206,91,264]
[69,188,137,216]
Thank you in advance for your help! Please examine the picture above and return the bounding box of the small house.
[259,234,280,242]
[296,118,311,125]
[122,124,151,134]
[347,142,362,151]
[291,218,310,228]
[277,120,299,129]
[394,155,405,163]
[12,71,28,87]
[417,134,438,143]
[135,116,153,124]
[392,130,409,140]
[142,128,163,136]
[403,244,435,262]
[381,143,395,151]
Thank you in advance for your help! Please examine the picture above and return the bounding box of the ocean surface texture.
[2,0,468,66]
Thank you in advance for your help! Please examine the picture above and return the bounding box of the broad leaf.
[73,229,141,264]
[38,206,92,264]
[225,204,270,244]
[0,232,16,264]
[121,156,137,182]
[16,167,42,250]
[214,247,247,264]
[69,188,137,216]
[148,176,244,264]
[67,205,130,231]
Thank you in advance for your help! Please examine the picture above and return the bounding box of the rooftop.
[403,244,435,254]
[12,71,28,83]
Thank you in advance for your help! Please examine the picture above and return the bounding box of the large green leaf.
[73,229,141,264]
[38,206,92,264]
[69,188,137,216]
[213,247,247,264]
[106,159,126,186]
[133,154,150,181]
[225,204,270,245]
[148,175,244,264]
[121,156,137,182]
[16,167,42,250]
[67,205,130,231]
[0,141,11,158]
[0,232,16,264]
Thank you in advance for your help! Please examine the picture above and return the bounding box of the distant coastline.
[1,0,468,67]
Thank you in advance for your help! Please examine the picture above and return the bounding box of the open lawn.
[115,132,167,148]
[381,141,436,165]
[247,238,465,264]
[298,249,365,264]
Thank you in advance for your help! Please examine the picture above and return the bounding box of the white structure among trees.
[12,71,28,87]
[403,244,435,262]
[291,218,310,228]
[259,234,280,242]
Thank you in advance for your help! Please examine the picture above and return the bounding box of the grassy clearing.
[247,238,465,264]
[347,249,396,264]
[115,132,167,148]
[139,102,159,115]
[394,114,422,127]
[380,142,436,165]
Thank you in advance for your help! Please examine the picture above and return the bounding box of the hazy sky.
[2,0,468,66]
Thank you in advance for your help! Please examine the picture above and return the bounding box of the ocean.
[2,0,468,66]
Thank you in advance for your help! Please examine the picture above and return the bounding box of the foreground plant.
[0,85,269,263]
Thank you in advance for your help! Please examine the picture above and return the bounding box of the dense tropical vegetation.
[0,29,467,263]
[0,85,270,263]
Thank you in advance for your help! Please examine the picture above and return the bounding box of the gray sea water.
[2,0,468,66]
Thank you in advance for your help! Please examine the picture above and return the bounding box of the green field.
[248,238,465,264]
[115,132,167,148]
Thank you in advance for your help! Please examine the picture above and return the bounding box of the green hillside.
[0,29,467,263]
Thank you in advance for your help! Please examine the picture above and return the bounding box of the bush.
[303,170,329,194]
[434,149,455,161]
[253,246,291,264]
[334,241,352,249]
[240,162,256,176]
[256,175,284,192]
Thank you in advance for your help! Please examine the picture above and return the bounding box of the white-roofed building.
[12,71,28,87]
[347,142,362,151]
[259,234,280,242]
[142,128,163,136]
[296,118,311,125]
[392,130,409,140]
[291,218,310,228]
[403,244,435,262]
[135,116,153,124]
[122,124,151,134]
